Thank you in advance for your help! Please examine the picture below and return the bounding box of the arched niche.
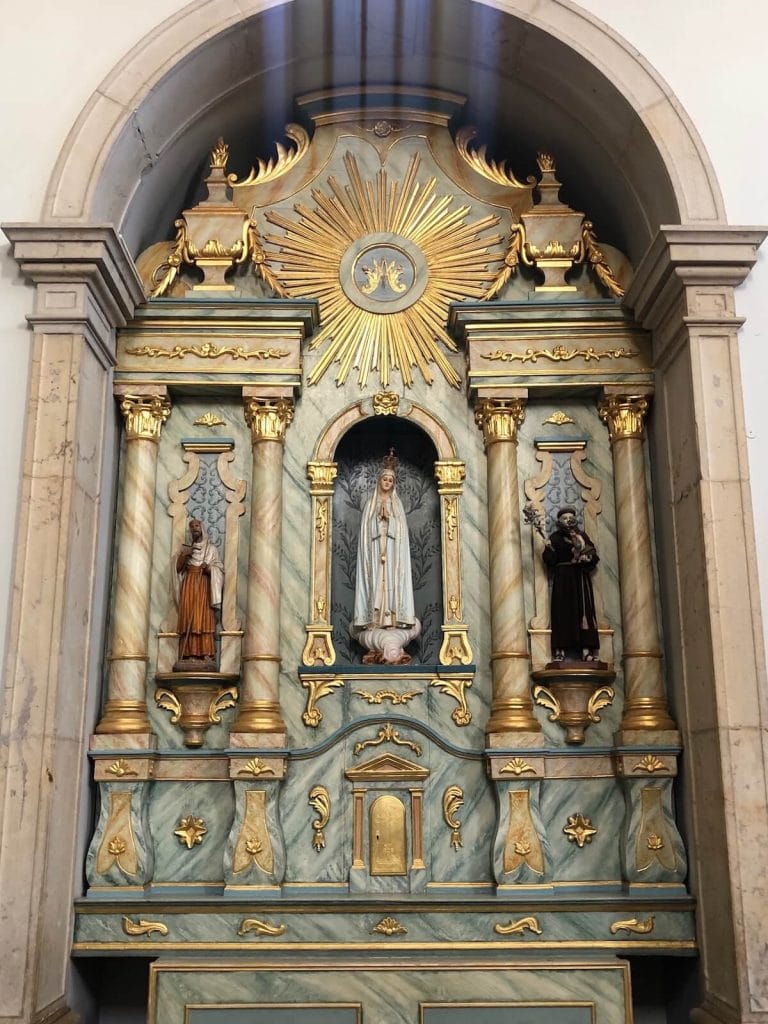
[304,397,472,671]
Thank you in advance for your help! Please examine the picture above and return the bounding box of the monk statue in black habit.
[543,507,600,663]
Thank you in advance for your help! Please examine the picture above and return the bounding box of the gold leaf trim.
[125,343,288,361]
[237,917,286,937]
[482,345,637,365]
[499,758,536,776]
[371,916,407,936]
[227,124,310,188]
[455,127,532,189]
[353,689,422,706]
[353,723,421,757]
[122,916,168,938]
[494,916,542,936]
[609,916,655,936]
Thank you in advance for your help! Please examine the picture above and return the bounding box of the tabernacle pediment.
[345,752,429,782]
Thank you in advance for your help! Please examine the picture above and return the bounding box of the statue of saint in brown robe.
[175,519,224,669]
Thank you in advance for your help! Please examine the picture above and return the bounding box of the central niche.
[331,417,441,664]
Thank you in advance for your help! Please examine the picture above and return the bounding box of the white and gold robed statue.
[351,451,421,664]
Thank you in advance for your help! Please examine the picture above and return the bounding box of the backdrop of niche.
[332,417,441,664]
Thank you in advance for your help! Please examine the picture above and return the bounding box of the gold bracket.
[430,676,473,726]
[300,675,344,727]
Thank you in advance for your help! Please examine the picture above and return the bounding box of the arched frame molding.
[304,397,472,672]
[45,0,724,255]
[1,3,766,1024]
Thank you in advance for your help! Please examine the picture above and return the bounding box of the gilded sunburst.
[264,153,503,389]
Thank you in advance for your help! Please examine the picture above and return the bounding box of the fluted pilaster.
[231,394,294,737]
[96,389,170,734]
[475,395,539,738]
[598,392,676,735]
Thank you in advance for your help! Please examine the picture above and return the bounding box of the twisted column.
[598,392,676,734]
[475,396,540,737]
[231,393,294,737]
[96,389,171,734]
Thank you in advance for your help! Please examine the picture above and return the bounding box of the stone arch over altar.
[2,3,766,1024]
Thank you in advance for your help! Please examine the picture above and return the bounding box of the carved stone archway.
[1,3,766,1023]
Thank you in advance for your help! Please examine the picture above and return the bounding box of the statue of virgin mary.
[351,453,421,664]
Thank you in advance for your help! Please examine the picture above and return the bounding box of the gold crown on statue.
[382,447,398,471]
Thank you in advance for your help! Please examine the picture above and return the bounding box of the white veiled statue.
[351,460,421,664]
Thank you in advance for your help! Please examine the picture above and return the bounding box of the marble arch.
[2,3,766,1024]
[46,0,724,253]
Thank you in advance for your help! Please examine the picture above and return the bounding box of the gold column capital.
[118,393,171,441]
[598,394,649,442]
[307,460,338,495]
[434,460,466,494]
[475,397,526,446]
[244,396,294,442]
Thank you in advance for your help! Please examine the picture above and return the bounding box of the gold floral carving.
[633,754,667,774]
[563,813,597,848]
[264,152,502,389]
[232,790,274,874]
[543,410,576,425]
[636,788,676,871]
[301,676,344,727]
[447,595,461,620]
[609,916,655,936]
[372,391,400,415]
[647,833,664,850]
[122,917,168,938]
[106,759,137,778]
[483,345,636,365]
[244,397,294,443]
[237,917,286,937]
[455,127,532,189]
[125,343,288,361]
[237,757,274,777]
[504,790,545,874]
[308,785,331,851]
[581,220,625,297]
[430,677,472,726]
[475,397,526,446]
[598,395,649,442]
[354,723,422,757]
[500,758,536,776]
[96,791,139,877]
[442,785,464,851]
[119,394,171,442]
[353,689,422,706]
[494,916,543,936]
[371,916,407,936]
[444,497,458,541]
[174,816,207,849]
[227,123,310,188]
[194,412,227,427]
[315,498,328,541]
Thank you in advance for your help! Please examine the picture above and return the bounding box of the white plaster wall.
[0,0,766,671]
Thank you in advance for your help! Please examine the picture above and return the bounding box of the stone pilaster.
[475,393,540,739]
[96,388,170,735]
[230,390,294,739]
[598,390,677,738]
[625,226,768,1024]
[0,225,144,1024]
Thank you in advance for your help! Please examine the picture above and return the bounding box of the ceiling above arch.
[47,0,724,265]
